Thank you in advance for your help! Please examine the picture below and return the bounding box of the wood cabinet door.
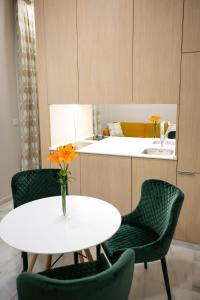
[80,154,132,214]
[43,0,78,104]
[68,157,81,195]
[77,0,133,104]
[132,158,177,209]
[183,0,200,52]
[133,0,183,103]
[178,53,200,173]
[175,173,200,243]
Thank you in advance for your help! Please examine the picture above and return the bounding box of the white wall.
[100,104,177,129]
[74,105,93,140]
[50,105,76,147]
[50,105,93,146]
[0,0,20,201]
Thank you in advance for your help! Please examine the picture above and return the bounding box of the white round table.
[0,196,121,254]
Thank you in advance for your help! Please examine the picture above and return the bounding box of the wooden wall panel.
[80,154,132,214]
[133,0,183,103]
[175,174,200,243]
[44,0,78,104]
[178,53,200,173]
[132,158,177,209]
[77,0,133,104]
[183,0,200,52]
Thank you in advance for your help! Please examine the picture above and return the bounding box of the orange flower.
[148,115,160,123]
[48,153,59,165]
[66,151,79,163]
[48,144,78,166]
[48,144,78,192]
[57,146,67,163]
[65,144,78,153]
[64,144,73,152]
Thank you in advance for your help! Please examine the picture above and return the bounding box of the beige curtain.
[92,105,102,137]
[16,0,41,170]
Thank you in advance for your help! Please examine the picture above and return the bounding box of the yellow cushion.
[103,122,168,138]
[145,123,168,138]
[120,122,145,137]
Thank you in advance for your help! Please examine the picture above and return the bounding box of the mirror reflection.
[50,104,177,148]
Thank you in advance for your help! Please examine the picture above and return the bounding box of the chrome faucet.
[160,121,175,147]
[160,120,168,147]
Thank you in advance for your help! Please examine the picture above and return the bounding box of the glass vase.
[61,183,67,216]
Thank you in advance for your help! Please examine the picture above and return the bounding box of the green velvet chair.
[11,169,61,271]
[11,169,61,209]
[17,249,135,300]
[102,179,184,300]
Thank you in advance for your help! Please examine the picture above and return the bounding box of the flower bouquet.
[48,144,78,216]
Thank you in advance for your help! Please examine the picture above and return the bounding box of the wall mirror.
[49,104,177,148]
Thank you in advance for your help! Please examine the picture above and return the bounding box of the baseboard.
[0,194,12,205]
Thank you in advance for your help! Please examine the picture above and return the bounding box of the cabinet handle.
[177,171,195,176]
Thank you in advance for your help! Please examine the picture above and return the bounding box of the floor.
[0,200,200,300]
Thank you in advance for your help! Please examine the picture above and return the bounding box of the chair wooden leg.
[144,262,148,270]
[96,245,101,259]
[74,252,78,264]
[45,255,52,270]
[84,248,94,261]
[28,254,38,272]
[161,257,172,300]
[21,252,28,272]
[79,251,85,263]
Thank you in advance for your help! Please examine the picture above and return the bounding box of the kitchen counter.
[76,137,176,160]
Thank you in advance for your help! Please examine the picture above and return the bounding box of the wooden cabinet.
[132,158,177,209]
[183,0,200,52]
[35,0,184,105]
[68,158,81,195]
[80,154,132,214]
[77,0,133,104]
[35,0,78,165]
[175,173,200,243]
[177,53,200,173]
[43,0,78,104]
[133,0,183,103]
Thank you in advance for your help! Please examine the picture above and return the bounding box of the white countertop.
[76,137,176,160]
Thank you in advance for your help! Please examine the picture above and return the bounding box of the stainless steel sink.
[142,148,174,156]
[153,140,175,145]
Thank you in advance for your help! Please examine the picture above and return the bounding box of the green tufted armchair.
[102,179,184,300]
[11,169,61,209]
[17,249,135,300]
[11,169,61,271]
